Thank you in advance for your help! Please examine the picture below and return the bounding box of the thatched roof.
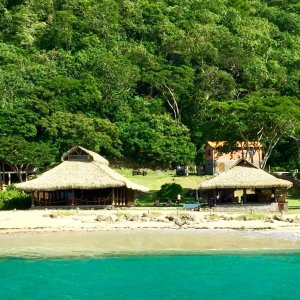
[16,146,149,192]
[200,159,293,190]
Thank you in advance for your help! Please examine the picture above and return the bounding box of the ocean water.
[1,253,300,300]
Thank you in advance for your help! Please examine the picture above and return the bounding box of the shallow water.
[1,253,300,299]
[1,229,300,258]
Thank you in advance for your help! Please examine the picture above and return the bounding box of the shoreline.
[1,229,300,258]
[1,209,300,256]
[1,208,300,233]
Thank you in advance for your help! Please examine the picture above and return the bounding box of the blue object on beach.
[182,203,199,209]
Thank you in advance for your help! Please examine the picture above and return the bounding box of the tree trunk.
[163,85,180,121]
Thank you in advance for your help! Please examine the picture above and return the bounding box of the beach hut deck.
[32,187,135,207]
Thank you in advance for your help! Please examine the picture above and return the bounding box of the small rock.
[96,215,110,222]
[264,217,274,223]
[116,215,127,222]
[129,214,140,222]
[294,216,300,223]
[273,215,282,221]
[180,214,195,221]
[175,219,186,227]
[165,215,176,221]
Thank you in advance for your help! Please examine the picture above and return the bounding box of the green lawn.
[117,168,208,206]
[287,198,300,207]
[117,168,208,190]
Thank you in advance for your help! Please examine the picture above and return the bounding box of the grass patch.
[116,212,130,217]
[149,211,162,217]
[206,214,223,220]
[234,213,265,221]
[287,198,300,207]
[47,210,79,218]
[55,210,77,217]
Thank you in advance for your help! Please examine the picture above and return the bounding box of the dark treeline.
[0,0,300,173]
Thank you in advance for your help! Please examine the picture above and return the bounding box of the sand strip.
[0,209,300,257]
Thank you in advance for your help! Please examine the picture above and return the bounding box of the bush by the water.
[0,187,32,210]
[156,183,183,201]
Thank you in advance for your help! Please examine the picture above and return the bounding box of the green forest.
[0,0,300,173]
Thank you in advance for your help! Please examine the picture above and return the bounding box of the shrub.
[0,188,32,210]
[156,183,183,201]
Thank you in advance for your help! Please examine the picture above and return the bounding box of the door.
[218,162,225,172]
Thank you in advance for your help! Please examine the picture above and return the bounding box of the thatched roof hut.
[16,146,149,192]
[200,159,293,190]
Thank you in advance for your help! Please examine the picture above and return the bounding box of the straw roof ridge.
[232,158,258,169]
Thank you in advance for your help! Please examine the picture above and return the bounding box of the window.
[67,155,91,161]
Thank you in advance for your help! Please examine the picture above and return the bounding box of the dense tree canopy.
[0,0,299,170]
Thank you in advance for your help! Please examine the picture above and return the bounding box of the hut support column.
[31,192,35,208]
[71,190,74,206]
[123,187,126,205]
[243,189,247,204]
[112,188,115,206]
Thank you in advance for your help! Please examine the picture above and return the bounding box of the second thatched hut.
[199,159,293,204]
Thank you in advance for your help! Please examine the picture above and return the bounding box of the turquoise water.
[1,253,300,299]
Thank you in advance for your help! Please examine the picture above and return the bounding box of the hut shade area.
[16,146,149,207]
[199,159,293,204]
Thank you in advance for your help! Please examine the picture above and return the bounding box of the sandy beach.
[0,208,300,256]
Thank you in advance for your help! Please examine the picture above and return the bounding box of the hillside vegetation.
[0,0,300,173]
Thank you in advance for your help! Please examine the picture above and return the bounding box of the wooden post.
[71,190,74,206]
[112,188,115,206]
[216,189,220,204]
[123,187,125,205]
[31,192,35,208]
[243,189,247,204]
[8,172,11,185]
